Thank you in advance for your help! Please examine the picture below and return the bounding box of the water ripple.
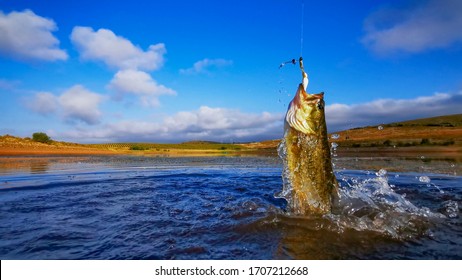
[0,155,461,259]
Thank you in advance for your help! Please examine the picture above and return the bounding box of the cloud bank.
[180,58,233,75]
[0,10,68,61]
[61,106,283,143]
[362,0,462,55]
[326,91,462,132]
[57,91,462,143]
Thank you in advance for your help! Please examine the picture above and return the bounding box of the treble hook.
[279,58,296,69]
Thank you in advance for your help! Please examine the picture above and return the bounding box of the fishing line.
[279,0,305,68]
[300,0,305,57]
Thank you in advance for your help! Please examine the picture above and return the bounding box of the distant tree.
[129,145,149,151]
[32,132,52,144]
[420,138,431,145]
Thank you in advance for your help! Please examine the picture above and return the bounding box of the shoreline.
[336,146,462,159]
[0,147,273,157]
[1,145,461,159]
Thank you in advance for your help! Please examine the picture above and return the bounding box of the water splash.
[376,168,387,177]
[441,200,459,218]
[331,142,338,157]
[328,172,444,239]
[278,134,444,239]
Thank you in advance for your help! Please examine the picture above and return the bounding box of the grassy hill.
[87,142,244,153]
[1,114,461,156]
[0,134,252,155]
[387,114,462,127]
[333,114,462,148]
[239,114,462,151]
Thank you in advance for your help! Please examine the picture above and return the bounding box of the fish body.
[278,83,338,215]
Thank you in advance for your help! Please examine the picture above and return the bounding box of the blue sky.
[1,0,462,143]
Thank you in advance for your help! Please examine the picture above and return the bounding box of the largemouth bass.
[278,61,338,215]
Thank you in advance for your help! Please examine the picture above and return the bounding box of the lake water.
[0,155,461,259]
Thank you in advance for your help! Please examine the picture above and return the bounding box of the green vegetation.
[330,114,462,150]
[420,138,431,145]
[32,132,52,144]
[383,140,392,146]
[129,145,150,151]
[88,142,244,152]
[342,138,456,148]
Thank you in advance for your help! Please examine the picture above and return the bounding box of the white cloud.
[71,26,166,70]
[326,91,462,132]
[180,58,233,75]
[71,26,174,106]
[59,85,104,125]
[108,69,176,107]
[27,85,105,125]
[60,106,283,143]
[0,10,68,61]
[57,91,462,143]
[25,92,58,115]
[362,0,462,55]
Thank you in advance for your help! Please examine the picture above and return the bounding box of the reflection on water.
[333,156,461,176]
[0,156,90,175]
[30,160,49,174]
[0,155,461,259]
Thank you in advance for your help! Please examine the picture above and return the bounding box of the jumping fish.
[278,57,339,215]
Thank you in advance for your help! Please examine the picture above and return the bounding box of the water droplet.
[395,174,400,178]
[420,156,425,160]
[451,164,455,168]
[377,125,384,130]
[419,176,431,183]
[331,134,340,140]
[242,200,258,211]
[376,169,387,177]
[331,142,339,149]
[442,200,459,218]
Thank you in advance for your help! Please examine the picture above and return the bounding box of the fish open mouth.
[285,85,325,135]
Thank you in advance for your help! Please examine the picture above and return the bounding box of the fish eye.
[317,100,324,110]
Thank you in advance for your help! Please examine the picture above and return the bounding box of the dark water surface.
[0,155,461,259]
